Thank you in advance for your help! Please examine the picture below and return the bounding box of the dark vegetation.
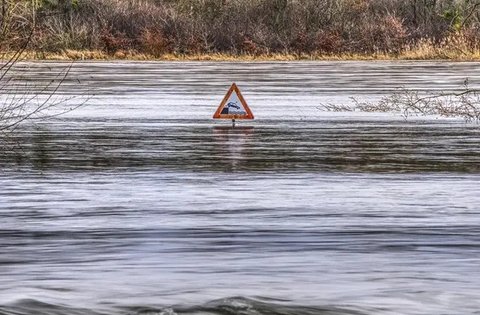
[2,0,480,58]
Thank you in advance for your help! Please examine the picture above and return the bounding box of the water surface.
[1,62,480,315]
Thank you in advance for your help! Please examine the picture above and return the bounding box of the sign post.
[213,83,254,127]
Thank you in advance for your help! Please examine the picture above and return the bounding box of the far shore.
[5,49,480,62]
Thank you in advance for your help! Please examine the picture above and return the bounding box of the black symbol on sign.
[227,102,240,110]
[221,101,243,114]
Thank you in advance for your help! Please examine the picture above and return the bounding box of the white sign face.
[219,91,247,116]
[213,83,254,120]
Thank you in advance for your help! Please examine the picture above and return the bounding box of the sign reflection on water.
[213,126,255,170]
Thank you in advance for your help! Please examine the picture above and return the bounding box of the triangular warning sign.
[213,83,254,120]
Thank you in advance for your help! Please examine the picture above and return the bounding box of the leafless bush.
[0,0,87,135]
[0,63,86,133]
[319,102,356,112]
[4,0,480,56]
[321,82,480,122]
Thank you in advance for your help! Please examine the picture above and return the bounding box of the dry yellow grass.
[4,39,480,62]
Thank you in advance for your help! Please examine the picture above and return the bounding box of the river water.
[1,62,480,315]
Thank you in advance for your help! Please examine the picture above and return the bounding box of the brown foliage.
[101,28,132,54]
[140,28,171,56]
[3,0,480,57]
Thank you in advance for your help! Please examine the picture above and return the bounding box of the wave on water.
[0,297,367,315]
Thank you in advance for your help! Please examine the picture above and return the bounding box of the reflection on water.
[1,62,480,315]
[213,126,255,170]
[2,120,480,173]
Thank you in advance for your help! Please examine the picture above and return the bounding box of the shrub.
[3,0,480,57]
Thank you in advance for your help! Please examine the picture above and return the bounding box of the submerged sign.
[213,83,254,120]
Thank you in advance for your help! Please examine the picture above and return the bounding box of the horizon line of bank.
[3,50,480,62]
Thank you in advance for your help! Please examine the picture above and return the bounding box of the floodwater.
[1,62,480,315]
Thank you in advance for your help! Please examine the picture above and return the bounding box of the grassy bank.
[15,46,480,62]
[2,0,480,61]
[15,52,480,62]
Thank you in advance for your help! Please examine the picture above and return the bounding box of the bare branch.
[321,80,480,123]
